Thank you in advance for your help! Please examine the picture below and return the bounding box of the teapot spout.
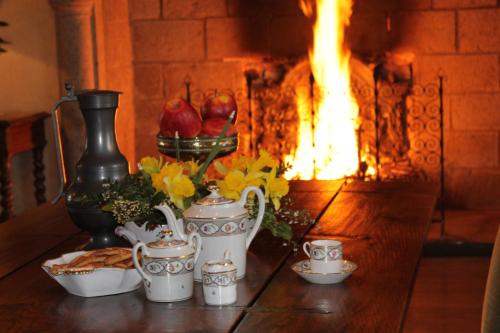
[154,204,187,241]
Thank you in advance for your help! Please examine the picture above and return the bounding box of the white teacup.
[303,239,343,274]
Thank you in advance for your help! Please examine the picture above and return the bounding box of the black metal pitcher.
[51,84,129,249]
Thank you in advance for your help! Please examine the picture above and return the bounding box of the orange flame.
[285,0,359,180]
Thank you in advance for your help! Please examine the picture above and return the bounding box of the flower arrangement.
[95,149,311,241]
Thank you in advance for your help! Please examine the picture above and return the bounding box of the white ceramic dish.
[42,251,142,297]
[291,259,357,284]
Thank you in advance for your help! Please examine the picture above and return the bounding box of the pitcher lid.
[202,258,237,274]
[147,239,187,249]
[183,186,247,220]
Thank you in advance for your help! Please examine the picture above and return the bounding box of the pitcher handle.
[239,186,265,249]
[115,226,138,245]
[132,242,151,287]
[188,232,202,264]
[50,82,77,203]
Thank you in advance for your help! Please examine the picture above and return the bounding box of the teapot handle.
[132,242,151,287]
[50,82,78,203]
[188,232,202,264]
[239,186,265,249]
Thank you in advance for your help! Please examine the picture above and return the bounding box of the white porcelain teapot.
[132,232,201,302]
[183,186,265,281]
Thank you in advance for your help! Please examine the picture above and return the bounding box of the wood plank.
[290,180,345,193]
[0,201,80,279]
[404,257,490,333]
[237,181,438,333]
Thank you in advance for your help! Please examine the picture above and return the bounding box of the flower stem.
[192,112,235,185]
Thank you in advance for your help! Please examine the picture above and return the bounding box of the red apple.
[159,98,202,138]
[201,118,237,137]
[201,93,237,123]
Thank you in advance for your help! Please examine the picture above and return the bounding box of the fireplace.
[49,0,500,210]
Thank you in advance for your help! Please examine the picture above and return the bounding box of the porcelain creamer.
[202,251,237,305]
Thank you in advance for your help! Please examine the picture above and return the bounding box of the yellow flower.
[183,160,201,177]
[217,170,247,200]
[164,173,195,209]
[163,163,184,178]
[264,168,289,210]
[249,149,277,173]
[139,156,163,175]
[214,156,249,177]
[151,162,183,194]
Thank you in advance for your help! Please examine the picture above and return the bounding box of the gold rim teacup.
[303,239,343,274]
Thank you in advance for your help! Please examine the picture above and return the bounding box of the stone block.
[459,9,500,52]
[206,18,269,59]
[104,22,133,68]
[227,0,303,17]
[391,11,455,53]
[415,55,499,94]
[134,64,163,100]
[163,0,226,18]
[270,16,312,57]
[445,131,498,168]
[446,168,500,209]
[106,65,134,90]
[451,93,500,130]
[129,0,160,20]
[102,0,129,23]
[163,61,244,102]
[136,133,160,159]
[354,0,431,11]
[434,0,497,8]
[348,12,388,54]
[132,21,204,62]
[135,99,164,137]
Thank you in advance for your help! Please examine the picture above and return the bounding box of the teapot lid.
[195,187,234,206]
[183,186,247,220]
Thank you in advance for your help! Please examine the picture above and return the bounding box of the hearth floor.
[404,209,499,333]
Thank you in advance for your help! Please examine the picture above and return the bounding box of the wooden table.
[0,180,438,332]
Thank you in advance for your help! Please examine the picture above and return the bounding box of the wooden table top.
[0,180,438,333]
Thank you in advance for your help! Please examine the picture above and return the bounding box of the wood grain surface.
[0,180,437,332]
[0,181,344,332]
[0,200,79,279]
[236,181,438,333]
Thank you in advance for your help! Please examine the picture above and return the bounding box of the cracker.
[104,253,130,265]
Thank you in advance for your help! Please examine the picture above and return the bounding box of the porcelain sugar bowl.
[202,251,237,305]
[183,185,265,281]
[132,232,201,302]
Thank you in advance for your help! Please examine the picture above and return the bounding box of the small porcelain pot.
[132,233,201,302]
[202,251,237,305]
[183,186,265,281]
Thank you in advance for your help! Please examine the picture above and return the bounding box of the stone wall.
[347,0,500,208]
[128,0,312,157]
[127,0,500,209]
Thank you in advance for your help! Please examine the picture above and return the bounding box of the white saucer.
[291,259,357,284]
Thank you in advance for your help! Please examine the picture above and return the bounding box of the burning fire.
[285,0,359,180]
